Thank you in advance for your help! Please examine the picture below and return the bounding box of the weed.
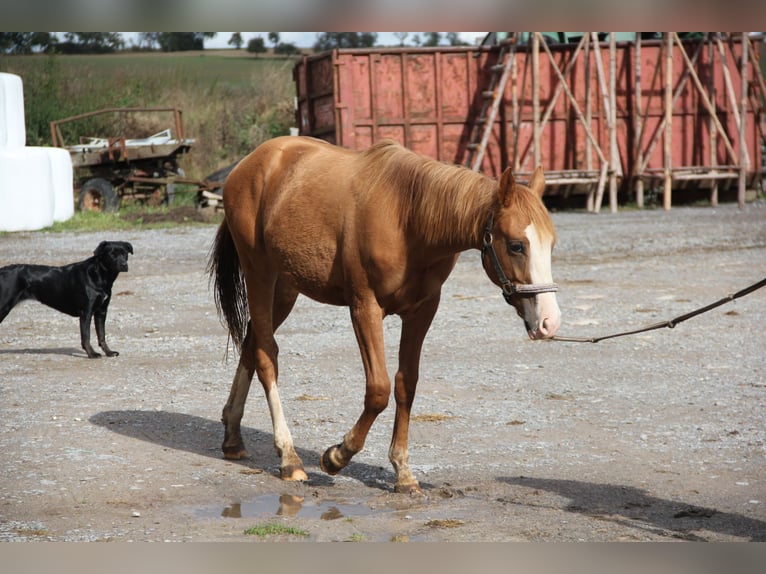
[243,523,310,538]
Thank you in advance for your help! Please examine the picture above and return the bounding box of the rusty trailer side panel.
[294,38,762,196]
[295,47,487,164]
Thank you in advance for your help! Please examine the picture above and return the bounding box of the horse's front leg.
[389,294,441,495]
[320,299,390,476]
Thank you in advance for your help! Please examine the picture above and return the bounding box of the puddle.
[196,494,375,521]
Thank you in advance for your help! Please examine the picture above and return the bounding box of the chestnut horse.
[208,136,561,494]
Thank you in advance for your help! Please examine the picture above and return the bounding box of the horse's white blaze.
[266,384,294,454]
[524,223,561,339]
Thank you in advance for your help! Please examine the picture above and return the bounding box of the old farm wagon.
[50,107,223,212]
[294,32,764,211]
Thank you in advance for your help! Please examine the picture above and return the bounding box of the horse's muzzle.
[526,294,561,340]
[528,318,559,340]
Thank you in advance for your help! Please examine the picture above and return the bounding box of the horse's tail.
[207,220,249,353]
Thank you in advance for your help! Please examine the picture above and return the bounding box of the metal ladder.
[465,36,516,172]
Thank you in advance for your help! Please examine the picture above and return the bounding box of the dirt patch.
[1,203,765,541]
[120,205,222,225]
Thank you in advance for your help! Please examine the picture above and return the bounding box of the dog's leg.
[79,312,101,358]
[94,311,118,357]
[0,269,27,323]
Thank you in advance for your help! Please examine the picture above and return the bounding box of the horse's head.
[481,165,561,340]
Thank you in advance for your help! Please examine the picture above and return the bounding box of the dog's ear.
[94,241,108,256]
[123,242,134,254]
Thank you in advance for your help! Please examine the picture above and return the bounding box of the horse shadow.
[89,410,402,491]
[0,346,85,357]
[499,475,766,541]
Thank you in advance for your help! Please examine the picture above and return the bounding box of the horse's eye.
[506,241,525,255]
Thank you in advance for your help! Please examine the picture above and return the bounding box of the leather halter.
[481,213,559,305]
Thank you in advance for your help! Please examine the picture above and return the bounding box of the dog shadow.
[0,346,86,357]
[89,410,402,491]
[499,475,766,541]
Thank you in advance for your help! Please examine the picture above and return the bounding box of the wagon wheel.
[78,178,120,213]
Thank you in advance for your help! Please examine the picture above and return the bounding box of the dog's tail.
[207,220,249,353]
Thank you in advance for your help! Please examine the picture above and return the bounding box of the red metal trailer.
[294,33,764,210]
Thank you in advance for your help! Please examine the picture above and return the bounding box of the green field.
[0,51,298,179]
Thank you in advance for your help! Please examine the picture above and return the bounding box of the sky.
[121,32,485,49]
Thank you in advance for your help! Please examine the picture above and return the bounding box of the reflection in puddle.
[200,494,373,521]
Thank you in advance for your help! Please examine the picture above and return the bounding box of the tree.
[423,32,441,47]
[156,32,217,52]
[274,42,299,56]
[268,32,280,47]
[393,32,408,46]
[51,32,124,53]
[446,32,468,46]
[228,33,243,49]
[247,36,267,55]
[313,32,377,51]
[0,32,54,54]
[137,32,161,50]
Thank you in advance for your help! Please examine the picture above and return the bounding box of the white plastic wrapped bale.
[0,147,55,231]
[0,72,74,231]
[48,146,75,222]
[0,72,26,148]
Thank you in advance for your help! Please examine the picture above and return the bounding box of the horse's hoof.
[281,465,308,482]
[319,445,344,475]
[222,446,249,460]
[395,481,425,497]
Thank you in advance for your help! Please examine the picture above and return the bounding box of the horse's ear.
[498,167,516,207]
[529,164,546,198]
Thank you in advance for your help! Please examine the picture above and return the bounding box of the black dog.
[0,241,133,358]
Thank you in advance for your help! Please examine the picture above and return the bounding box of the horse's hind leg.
[223,275,307,480]
[221,279,299,464]
[262,280,306,481]
[221,323,255,460]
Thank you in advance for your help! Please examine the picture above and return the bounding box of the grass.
[0,52,298,179]
[243,523,310,539]
[44,204,221,233]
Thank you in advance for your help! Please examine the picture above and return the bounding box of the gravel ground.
[0,202,765,542]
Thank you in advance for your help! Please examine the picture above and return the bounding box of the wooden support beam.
[608,33,618,213]
[634,34,644,208]
[708,35,719,206]
[532,32,540,168]
[664,32,673,211]
[738,32,749,209]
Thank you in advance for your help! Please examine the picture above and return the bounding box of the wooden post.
[608,33,618,213]
[592,32,610,212]
[634,33,644,208]
[585,34,594,211]
[532,32,541,168]
[738,32,749,209]
[511,33,520,172]
[709,35,718,206]
[663,32,673,211]
[513,37,530,173]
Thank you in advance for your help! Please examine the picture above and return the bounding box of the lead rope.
[552,276,766,343]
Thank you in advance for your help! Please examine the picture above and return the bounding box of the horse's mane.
[357,140,554,245]
[358,140,495,245]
